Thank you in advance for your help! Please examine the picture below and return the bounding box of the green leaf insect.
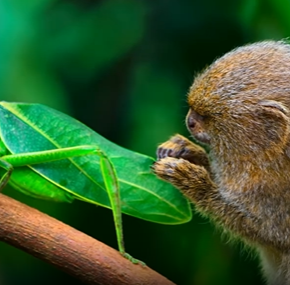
[0,102,192,262]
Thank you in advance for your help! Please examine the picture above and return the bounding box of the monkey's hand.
[153,135,216,208]
[152,157,214,201]
[156,134,210,172]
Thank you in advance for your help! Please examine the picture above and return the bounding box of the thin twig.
[0,193,176,285]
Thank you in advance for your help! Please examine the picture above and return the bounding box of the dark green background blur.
[0,0,288,284]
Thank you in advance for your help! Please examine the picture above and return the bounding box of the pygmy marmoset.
[152,40,290,285]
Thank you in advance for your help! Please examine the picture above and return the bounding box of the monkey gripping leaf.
[0,102,191,224]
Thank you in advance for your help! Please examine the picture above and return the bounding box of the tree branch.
[0,193,176,285]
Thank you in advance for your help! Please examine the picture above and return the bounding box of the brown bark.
[0,193,175,285]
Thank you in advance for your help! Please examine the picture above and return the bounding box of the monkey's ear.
[257,100,290,148]
[258,100,289,115]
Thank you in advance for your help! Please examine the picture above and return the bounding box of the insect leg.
[0,159,13,191]
[99,153,145,265]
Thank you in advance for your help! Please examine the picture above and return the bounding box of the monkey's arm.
[153,136,290,251]
[153,157,259,237]
[152,157,278,248]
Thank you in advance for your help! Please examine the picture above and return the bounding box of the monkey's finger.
[157,147,173,160]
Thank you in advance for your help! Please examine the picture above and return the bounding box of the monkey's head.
[187,41,290,162]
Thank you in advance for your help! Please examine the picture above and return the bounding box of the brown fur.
[152,41,290,285]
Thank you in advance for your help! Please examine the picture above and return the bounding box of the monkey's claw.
[153,157,192,185]
[157,134,194,160]
[156,134,210,170]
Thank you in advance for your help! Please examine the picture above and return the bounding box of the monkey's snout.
[186,111,210,144]
[187,115,196,130]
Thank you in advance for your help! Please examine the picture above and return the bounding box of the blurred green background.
[0,0,289,284]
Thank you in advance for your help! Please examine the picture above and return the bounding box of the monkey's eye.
[199,113,208,120]
[190,109,207,120]
[187,109,207,126]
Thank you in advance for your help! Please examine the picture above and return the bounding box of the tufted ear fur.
[258,100,288,115]
[257,100,290,153]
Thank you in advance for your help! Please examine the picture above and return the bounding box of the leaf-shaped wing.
[0,102,192,224]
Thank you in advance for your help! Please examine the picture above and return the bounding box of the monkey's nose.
[187,115,196,129]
